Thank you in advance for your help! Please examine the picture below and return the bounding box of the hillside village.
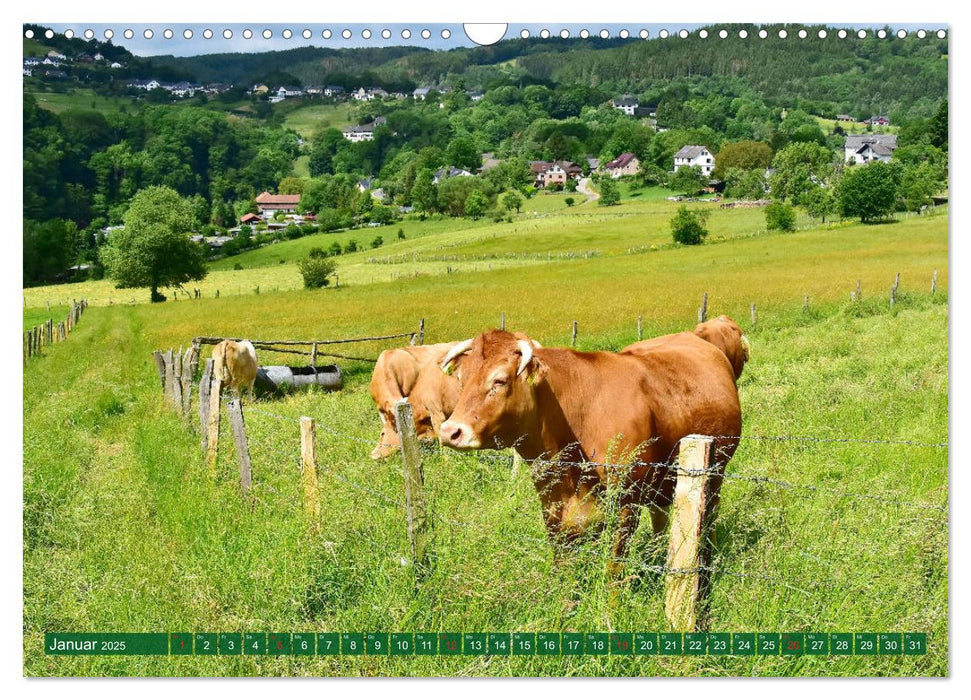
[23,24,947,283]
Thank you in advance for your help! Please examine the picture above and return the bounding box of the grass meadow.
[22,200,948,677]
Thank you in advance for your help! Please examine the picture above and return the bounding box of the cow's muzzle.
[439,420,481,450]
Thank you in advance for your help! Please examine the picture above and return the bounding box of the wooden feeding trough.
[255,364,342,396]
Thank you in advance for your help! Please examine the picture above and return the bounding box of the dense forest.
[23,24,948,286]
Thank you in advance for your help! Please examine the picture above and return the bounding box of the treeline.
[23,93,299,283]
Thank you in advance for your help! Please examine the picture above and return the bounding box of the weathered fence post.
[152,351,166,391]
[931,269,938,294]
[855,279,862,301]
[300,416,321,526]
[803,295,810,312]
[665,434,717,632]
[890,273,900,308]
[310,342,318,369]
[698,292,708,324]
[228,398,252,496]
[205,372,222,474]
[180,346,196,416]
[394,399,428,572]
[750,303,757,327]
[500,311,506,331]
[198,359,213,451]
[637,316,643,341]
[571,320,578,347]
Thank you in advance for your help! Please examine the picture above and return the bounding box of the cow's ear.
[524,357,548,386]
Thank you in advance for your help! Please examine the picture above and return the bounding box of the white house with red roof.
[254,192,301,217]
[602,152,640,179]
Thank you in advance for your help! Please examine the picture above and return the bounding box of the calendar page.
[22,18,948,679]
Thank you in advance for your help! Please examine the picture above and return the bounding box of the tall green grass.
[23,286,947,676]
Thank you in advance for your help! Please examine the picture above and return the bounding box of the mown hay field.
[23,206,948,677]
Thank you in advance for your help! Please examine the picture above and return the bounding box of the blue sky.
[39,22,947,58]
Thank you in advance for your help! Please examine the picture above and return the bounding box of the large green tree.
[99,186,207,302]
[712,140,772,178]
[769,142,834,204]
[837,162,902,223]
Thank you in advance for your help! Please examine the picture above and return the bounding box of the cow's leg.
[649,505,669,536]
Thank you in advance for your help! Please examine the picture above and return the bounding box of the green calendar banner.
[44,632,929,656]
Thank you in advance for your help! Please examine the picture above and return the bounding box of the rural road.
[577,177,599,205]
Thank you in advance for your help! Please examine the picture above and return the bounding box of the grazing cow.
[211,340,258,398]
[438,330,741,572]
[691,315,750,381]
[368,343,458,459]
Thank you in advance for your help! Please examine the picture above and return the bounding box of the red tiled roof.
[240,213,261,223]
[255,191,301,206]
[604,152,638,170]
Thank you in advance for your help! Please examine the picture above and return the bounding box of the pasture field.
[22,200,948,676]
[281,103,357,139]
[27,88,139,116]
[22,201,945,309]
[23,304,68,330]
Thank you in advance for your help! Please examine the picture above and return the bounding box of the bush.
[564,197,576,207]
[328,241,343,256]
[308,247,327,259]
[371,236,384,249]
[297,256,337,289]
[598,179,621,207]
[343,240,358,254]
[670,206,709,245]
[284,224,303,240]
[397,228,406,239]
[765,202,797,232]
[233,262,243,270]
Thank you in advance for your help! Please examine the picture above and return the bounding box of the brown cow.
[691,315,750,381]
[408,358,463,443]
[438,330,741,572]
[368,343,458,459]
[211,340,258,398]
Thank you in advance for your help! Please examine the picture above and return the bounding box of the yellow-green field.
[282,103,357,139]
[23,198,948,677]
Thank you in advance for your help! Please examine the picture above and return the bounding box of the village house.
[128,79,162,91]
[868,115,891,126]
[343,123,376,142]
[254,192,301,217]
[478,152,502,173]
[602,152,641,179]
[47,49,67,61]
[432,167,474,185]
[843,134,898,164]
[611,95,639,116]
[836,114,855,122]
[109,62,123,69]
[239,213,261,226]
[413,87,433,100]
[323,85,345,97]
[530,161,582,188]
[673,145,715,177]
[467,90,484,102]
[354,87,388,101]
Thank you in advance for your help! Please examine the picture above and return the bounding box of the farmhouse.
[868,115,891,126]
[843,134,898,164]
[478,153,502,173]
[413,87,433,100]
[612,95,639,116]
[354,87,388,101]
[530,161,582,188]
[343,123,376,142]
[673,145,715,177]
[239,213,261,225]
[602,152,640,179]
[836,114,855,122]
[467,90,484,102]
[255,192,301,217]
[323,85,345,97]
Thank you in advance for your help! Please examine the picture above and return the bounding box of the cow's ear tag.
[526,371,538,385]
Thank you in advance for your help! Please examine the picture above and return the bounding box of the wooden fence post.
[665,434,717,632]
[198,359,213,451]
[152,351,166,391]
[931,269,938,294]
[418,318,425,345]
[300,416,321,525]
[890,272,900,308]
[637,316,643,341]
[205,373,222,474]
[855,279,862,301]
[180,346,196,416]
[395,399,429,572]
[803,295,809,312]
[500,311,506,331]
[750,303,756,327]
[227,398,252,496]
[571,320,578,347]
[698,292,708,323]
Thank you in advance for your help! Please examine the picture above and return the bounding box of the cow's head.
[439,331,546,451]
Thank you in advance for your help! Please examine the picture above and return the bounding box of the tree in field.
[411,168,437,215]
[804,186,836,224]
[564,197,576,207]
[668,165,707,196]
[99,186,207,302]
[297,256,337,289]
[712,140,773,178]
[502,191,523,214]
[898,162,938,214]
[465,191,487,220]
[598,178,621,206]
[769,142,834,204]
[670,206,709,245]
[764,202,797,232]
[837,161,902,222]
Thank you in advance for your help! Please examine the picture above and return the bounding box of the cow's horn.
[440,339,473,372]
[516,339,534,376]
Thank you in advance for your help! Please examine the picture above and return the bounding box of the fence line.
[23,299,87,364]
